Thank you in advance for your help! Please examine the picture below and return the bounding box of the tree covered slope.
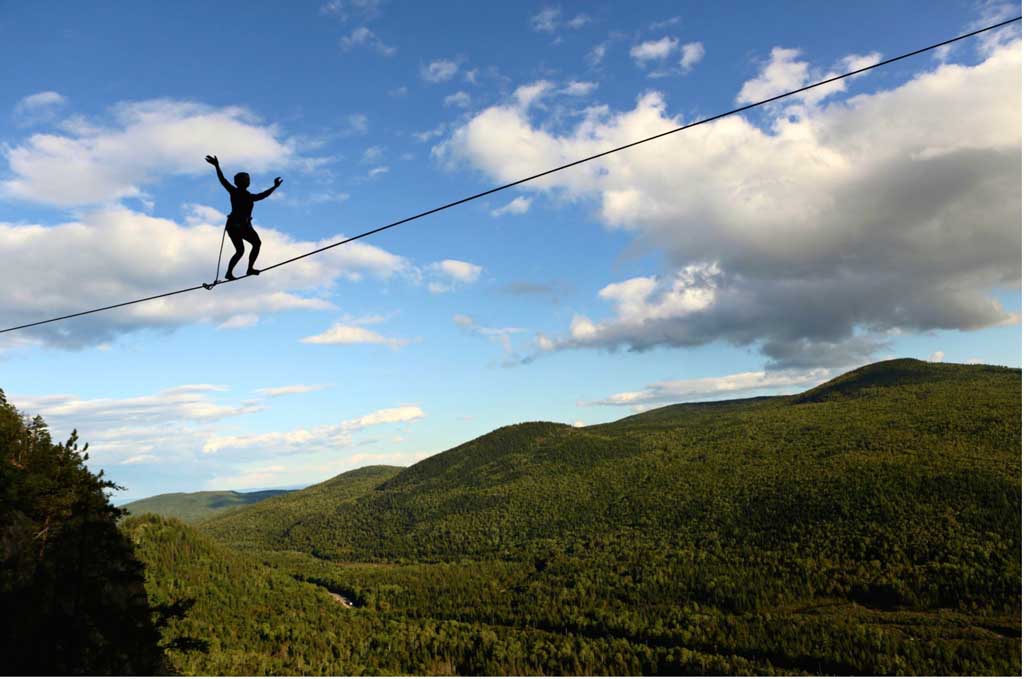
[172,359,1020,674]
[122,488,293,523]
[200,465,403,550]
[129,514,748,675]
[202,360,1020,570]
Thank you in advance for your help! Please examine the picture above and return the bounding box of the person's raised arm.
[205,155,233,192]
[253,176,283,201]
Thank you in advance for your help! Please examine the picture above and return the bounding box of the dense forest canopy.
[0,390,174,674]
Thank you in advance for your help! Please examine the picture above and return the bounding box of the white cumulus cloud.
[426,259,483,293]
[3,99,297,206]
[0,206,409,348]
[630,36,679,63]
[300,323,411,348]
[679,42,705,72]
[436,41,1022,369]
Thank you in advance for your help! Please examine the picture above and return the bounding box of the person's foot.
[225,271,236,281]
[247,268,261,276]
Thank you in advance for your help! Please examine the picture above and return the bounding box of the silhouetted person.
[205,155,282,280]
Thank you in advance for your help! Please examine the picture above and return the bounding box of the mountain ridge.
[122,488,294,523]
[135,358,1021,674]
[200,358,1020,563]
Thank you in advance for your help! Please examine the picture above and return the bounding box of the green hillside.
[128,514,745,675]
[185,359,1021,674]
[199,465,403,548]
[204,359,1020,563]
[122,488,293,523]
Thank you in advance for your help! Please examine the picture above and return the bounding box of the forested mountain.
[122,488,293,523]
[204,359,1020,564]
[130,514,725,675]
[200,465,402,551]
[4,359,1021,674]
[188,359,1021,674]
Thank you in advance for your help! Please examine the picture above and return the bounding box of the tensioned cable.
[2,15,1019,335]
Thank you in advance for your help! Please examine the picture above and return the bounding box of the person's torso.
[228,189,255,222]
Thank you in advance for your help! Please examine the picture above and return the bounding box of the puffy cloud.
[0,206,409,348]
[737,48,882,106]
[630,36,678,64]
[928,350,945,362]
[421,59,459,83]
[736,47,808,103]
[491,195,532,217]
[435,259,482,282]
[300,323,411,348]
[340,26,396,56]
[514,81,555,109]
[2,99,296,206]
[679,42,705,73]
[437,43,1021,368]
[202,404,424,454]
[584,367,830,408]
[426,259,482,293]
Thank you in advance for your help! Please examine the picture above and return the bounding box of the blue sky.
[0,1,1019,500]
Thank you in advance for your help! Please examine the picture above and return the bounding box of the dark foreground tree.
[0,389,172,675]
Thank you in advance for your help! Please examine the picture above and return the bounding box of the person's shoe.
[225,271,237,281]
[247,268,261,276]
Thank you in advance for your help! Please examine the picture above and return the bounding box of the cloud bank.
[436,41,1022,368]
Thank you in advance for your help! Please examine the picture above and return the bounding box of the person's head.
[234,172,250,189]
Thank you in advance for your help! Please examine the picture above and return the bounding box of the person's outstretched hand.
[205,155,219,167]
[273,177,283,187]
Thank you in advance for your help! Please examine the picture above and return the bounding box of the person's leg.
[226,229,245,280]
[243,224,261,275]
